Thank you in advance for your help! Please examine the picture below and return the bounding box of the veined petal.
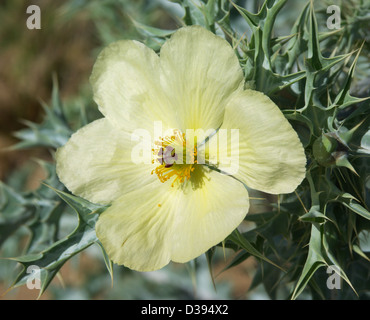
[90,40,179,133]
[96,180,175,272]
[159,26,244,132]
[214,89,306,194]
[170,167,249,263]
[95,166,249,271]
[56,118,156,205]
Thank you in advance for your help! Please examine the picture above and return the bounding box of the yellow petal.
[159,26,244,131]
[90,40,179,132]
[95,166,249,271]
[170,167,249,263]
[96,180,174,272]
[56,118,156,205]
[213,89,306,194]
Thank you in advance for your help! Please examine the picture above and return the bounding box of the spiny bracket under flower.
[151,129,198,187]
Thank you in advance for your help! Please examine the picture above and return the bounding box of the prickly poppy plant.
[1,0,369,300]
[55,26,306,271]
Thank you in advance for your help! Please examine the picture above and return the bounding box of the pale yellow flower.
[56,26,306,271]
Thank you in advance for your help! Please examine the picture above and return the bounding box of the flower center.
[151,129,197,187]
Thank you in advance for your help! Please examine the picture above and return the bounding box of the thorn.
[56,272,66,289]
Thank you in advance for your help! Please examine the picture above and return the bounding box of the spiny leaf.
[227,229,285,272]
[293,171,361,300]
[219,249,251,273]
[5,188,108,297]
[358,129,370,154]
[0,182,35,247]
[205,246,217,291]
[131,19,175,51]
[290,223,356,299]
[233,0,301,94]
[284,111,314,147]
[299,207,331,224]
[302,2,354,110]
[11,77,72,150]
[352,244,370,262]
[96,240,114,286]
[342,197,370,221]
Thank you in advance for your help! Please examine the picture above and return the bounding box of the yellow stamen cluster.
[152,164,195,187]
[151,129,197,187]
